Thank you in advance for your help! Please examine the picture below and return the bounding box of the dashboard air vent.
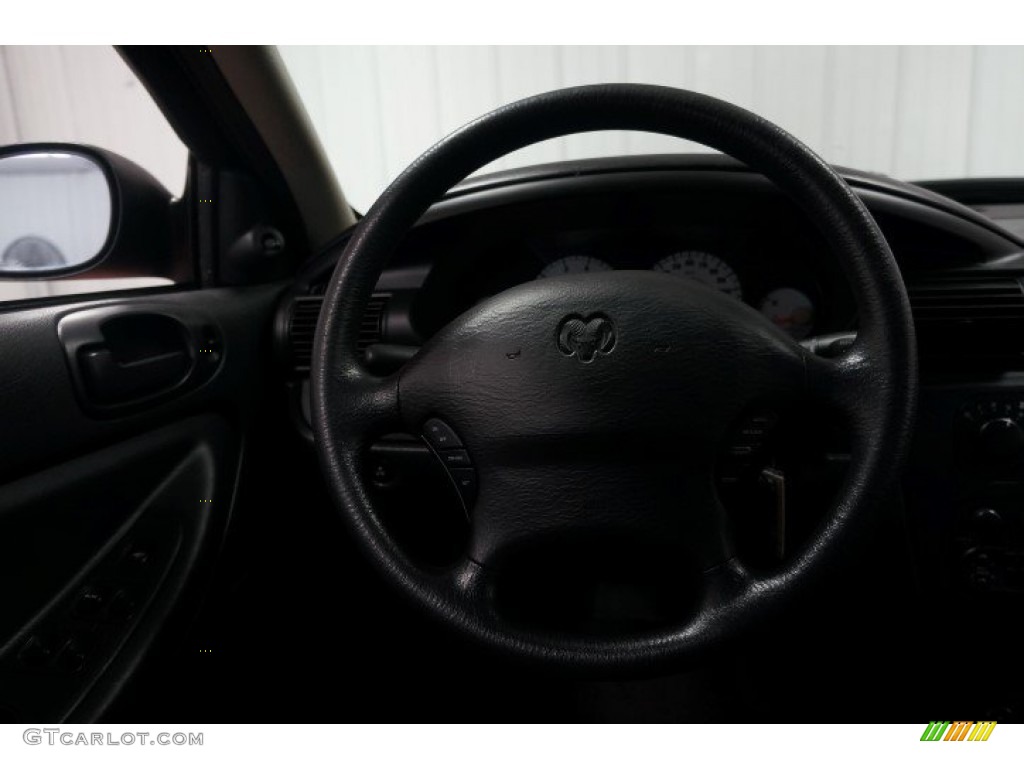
[287,293,390,372]
[908,276,1024,322]
[907,276,1024,369]
[358,295,389,354]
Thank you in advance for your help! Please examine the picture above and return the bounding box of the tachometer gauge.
[537,255,613,279]
[759,287,815,340]
[652,251,743,299]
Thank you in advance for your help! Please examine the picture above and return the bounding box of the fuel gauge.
[759,288,815,340]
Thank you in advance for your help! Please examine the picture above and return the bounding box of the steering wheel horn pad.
[311,84,917,671]
[400,271,805,570]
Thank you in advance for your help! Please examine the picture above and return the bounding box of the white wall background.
[279,46,1024,212]
[0,46,188,195]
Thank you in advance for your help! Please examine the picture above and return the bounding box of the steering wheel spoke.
[804,342,889,418]
[314,359,404,448]
[428,553,495,607]
[697,556,754,612]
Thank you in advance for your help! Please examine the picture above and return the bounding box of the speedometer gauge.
[652,251,743,299]
[537,256,612,279]
[759,287,815,340]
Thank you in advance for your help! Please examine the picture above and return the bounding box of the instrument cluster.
[536,250,818,340]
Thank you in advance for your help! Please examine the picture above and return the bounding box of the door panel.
[0,284,282,483]
[0,282,284,722]
[0,415,236,722]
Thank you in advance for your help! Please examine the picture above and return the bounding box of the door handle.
[58,305,222,415]
[78,346,190,404]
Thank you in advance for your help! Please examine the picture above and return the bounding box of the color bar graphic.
[920,721,996,741]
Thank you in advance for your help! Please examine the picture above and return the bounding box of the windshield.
[279,45,1024,213]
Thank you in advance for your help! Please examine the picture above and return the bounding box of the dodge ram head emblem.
[556,314,616,363]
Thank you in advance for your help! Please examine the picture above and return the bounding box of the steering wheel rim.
[311,84,917,672]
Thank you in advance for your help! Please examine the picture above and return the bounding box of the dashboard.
[286,156,1023,369]
[270,155,1024,698]
[278,155,1024,595]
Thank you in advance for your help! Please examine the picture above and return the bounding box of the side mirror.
[0,144,181,282]
[0,150,114,276]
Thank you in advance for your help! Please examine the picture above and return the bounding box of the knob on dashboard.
[979,417,1024,459]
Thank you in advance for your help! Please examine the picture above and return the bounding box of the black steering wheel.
[311,84,917,672]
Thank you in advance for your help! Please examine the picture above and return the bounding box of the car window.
[279,45,1024,213]
[0,45,188,302]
